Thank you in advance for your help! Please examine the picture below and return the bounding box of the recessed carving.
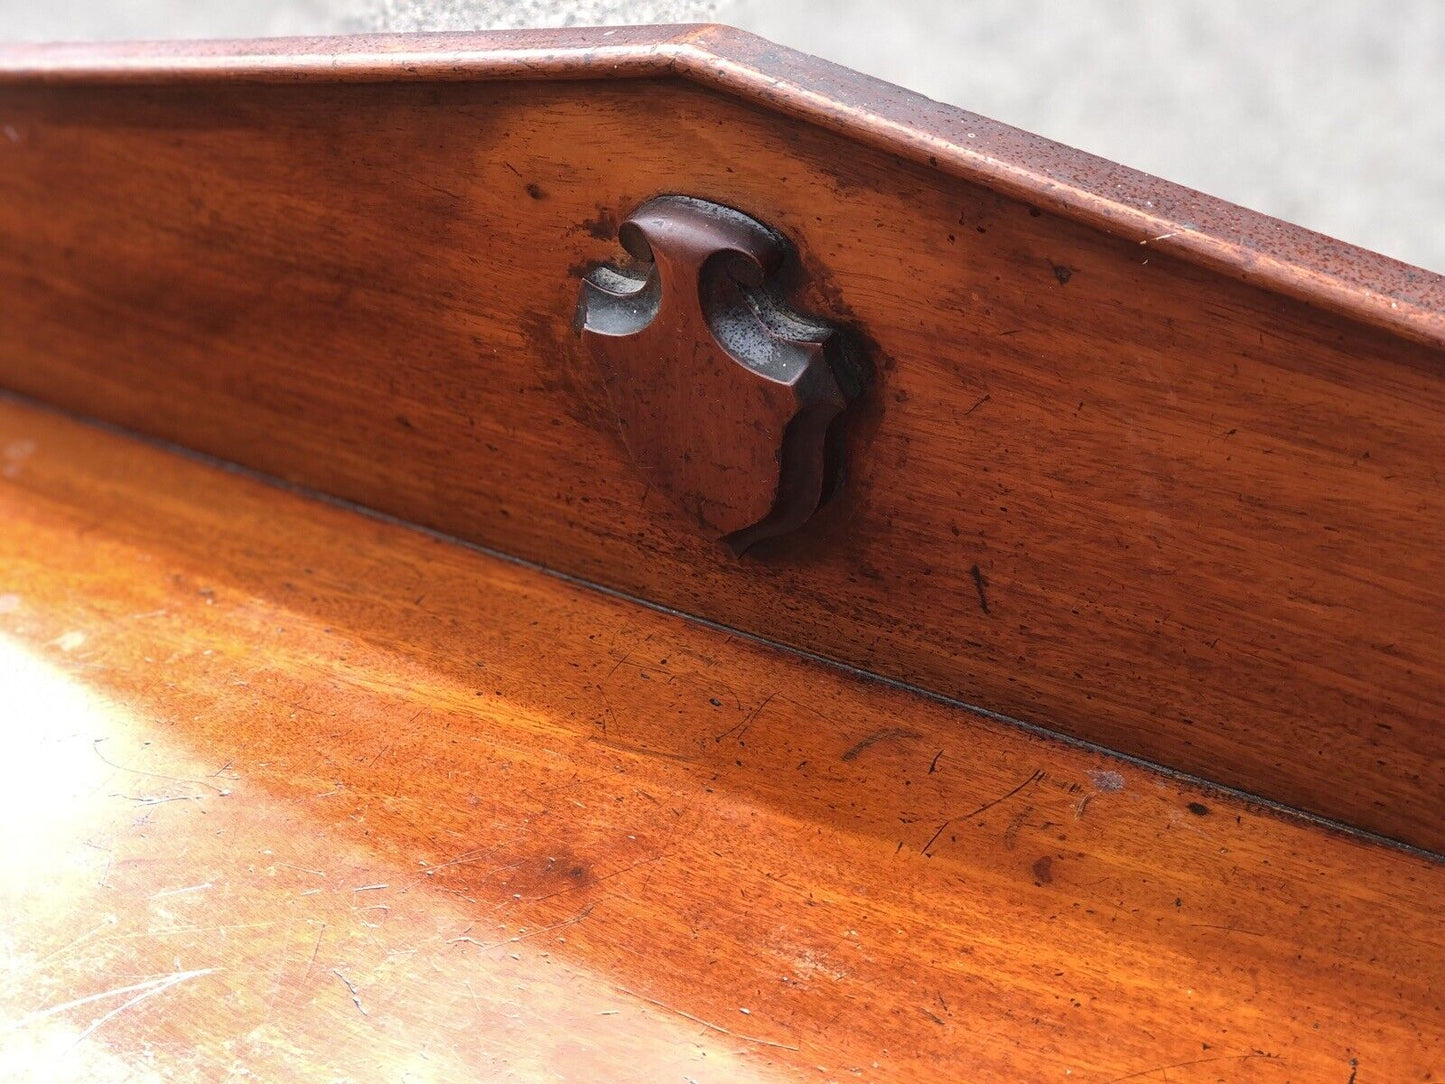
[577,195,866,554]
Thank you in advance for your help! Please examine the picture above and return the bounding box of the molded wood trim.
[0,26,1441,350]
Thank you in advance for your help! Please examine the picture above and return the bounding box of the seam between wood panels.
[4,388,1441,867]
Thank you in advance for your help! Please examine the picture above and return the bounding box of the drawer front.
[1,37,1442,848]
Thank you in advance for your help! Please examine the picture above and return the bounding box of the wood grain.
[1,26,1440,350]
[1,395,1441,1081]
[0,71,1439,848]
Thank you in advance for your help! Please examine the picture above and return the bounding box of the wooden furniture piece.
[0,27,1440,1082]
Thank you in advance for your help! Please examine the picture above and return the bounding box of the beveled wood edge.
[1,25,1442,353]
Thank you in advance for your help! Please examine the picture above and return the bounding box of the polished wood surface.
[1,26,1440,349]
[1,396,1442,1082]
[0,61,1440,847]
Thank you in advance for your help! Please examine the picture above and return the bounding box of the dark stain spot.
[580,207,620,241]
[1032,855,1054,884]
[395,415,415,430]
[969,563,991,614]
[1052,264,1074,285]
[1187,801,1210,816]
[517,310,610,428]
[1028,206,1042,217]
[525,182,545,200]
[568,865,585,879]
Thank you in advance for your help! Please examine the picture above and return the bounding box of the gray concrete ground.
[4,1,1441,271]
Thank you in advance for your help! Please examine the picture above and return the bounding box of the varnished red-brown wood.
[0,33,1442,850]
[0,396,1441,1081]
[1,27,1440,350]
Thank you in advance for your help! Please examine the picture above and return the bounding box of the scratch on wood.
[93,738,230,795]
[414,843,504,881]
[448,903,596,950]
[923,769,1045,856]
[331,969,367,1016]
[841,727,921,762]
[598,684,620,735]
[1003,807,1031,850]
[112,793,203,805]
[1187,922,1264,937]
[713,691,775,744]
[150,882,212,899]
[616,985,800,1051]
[1103,1051,1278,1083]
[302,922,327,985]
[30,915,118,970]
[17,968,216,1043]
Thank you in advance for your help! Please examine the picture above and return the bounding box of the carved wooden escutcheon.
[577,196,866,555]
